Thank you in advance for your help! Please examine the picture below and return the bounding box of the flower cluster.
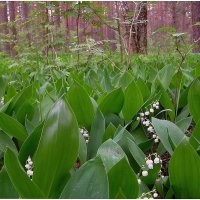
[137,101,160,143]
[141,153,162,177]
[0,97,4,105]
[80,128,89,144]
[140,189,159,199]
[25,156,33,179]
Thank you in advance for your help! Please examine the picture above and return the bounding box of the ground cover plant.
[0,49,200,199]
[0,1,200,199]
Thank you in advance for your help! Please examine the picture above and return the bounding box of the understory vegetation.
[0,1,200,199]
[0,43,200,199]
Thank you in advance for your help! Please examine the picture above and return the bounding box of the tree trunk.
[171,2,177,29]
[0,2,10,54]
[136,1,147,54]
[192,1,200,52]
[8,1,17,57]
[21,2,31,46]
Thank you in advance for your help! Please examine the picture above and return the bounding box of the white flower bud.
[155,105,159,109]
[146,159,153,165]
[152,134,157,138]
[80,129,84,134]
[138,179,141,184]
[142,170,148,177]
[83,133,89,138]
[147,126,154,132]
[156,101,159,106]
[148,163,154,169]
[161,175,165,179]
[27,156,31,163]
[140,113,145,117]
[145,120,150,126]
[28,161,33,165]
[153,192,158,198]
[150,108,154,113]
[143,121,147,125]
[25,164,30,169]
[86,140,89,144]
[137,117,140,121]
[27,170,33,176]
[154,157,160,164]
[145,111,150,116]
[156,135,159,139]
[154,138,159,143]
[153,103,156,108]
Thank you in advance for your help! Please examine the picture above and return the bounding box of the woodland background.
[0,1,200,64]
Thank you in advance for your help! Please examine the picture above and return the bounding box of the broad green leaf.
[122,81,143,122]
[67,82,95,130]
[176,116,192,133]
[127,138,146,168]
[152,118,185,155]
[15,100,35,125]
[0,97,13,113]
[0,76,6,98]
[6,85,35,115]
[136,78,150,101]
[60,157,109,199]
[102,68,113,92]
[105,113,123,127]
[98,88,124,116]
[0,168,18,198]
[159,84,175,121]
[18,123,43,166]
[97,139,127,172]
[0,112,27,141]
[33,99,79,198]
[188,78,200,123]
[78,133,87,165]
[108,157,139,199]
[157,64,175,90]
[190,120,200,150]
[87,109,105,159]
[169,139,200,198]
[4,149,45,198]
[40,93,55,121]
[103,123,116,142]
[118,71,133,88]
[0,131,17,154]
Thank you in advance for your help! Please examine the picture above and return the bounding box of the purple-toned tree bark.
[21,2,31,46]
[8,1,17,57]
[192,1,200,52]
[0,2,10,54]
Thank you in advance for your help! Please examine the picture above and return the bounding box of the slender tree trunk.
[171,2,177,29]
[54,2,60,28]
[136,1,147,54]
[115,1,123,63]
[0,2,10,54]
[192,1,200,52]
[8,1,17,57]
[21,2,31,46]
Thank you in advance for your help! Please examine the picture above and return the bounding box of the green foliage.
[188,77,200,123]
[0,39,200,199]
[60,156,109,199]
[33,99,79,198]
[169,139,200,198]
